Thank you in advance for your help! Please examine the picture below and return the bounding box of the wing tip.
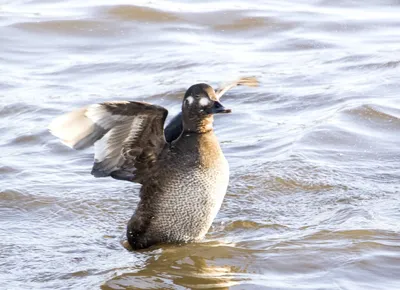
[48,124,76,149]
[216,76,259,99]
[237,76,259,87]
[48,106,108,151]
[91,166,110,178]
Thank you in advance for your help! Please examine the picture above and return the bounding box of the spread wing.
[215,76,259,99]
[49,101,168,183]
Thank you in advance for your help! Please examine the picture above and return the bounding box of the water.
[1,0,400,289]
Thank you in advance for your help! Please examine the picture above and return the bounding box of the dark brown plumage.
[49,77,258,250]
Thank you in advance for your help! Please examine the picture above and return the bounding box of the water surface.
[1,0,400,289]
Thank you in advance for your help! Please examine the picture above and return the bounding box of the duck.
[49,77,258,250]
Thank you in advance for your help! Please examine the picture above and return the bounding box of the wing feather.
[49,101,168,182]
[215,76,259,99]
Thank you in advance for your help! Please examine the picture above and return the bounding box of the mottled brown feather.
[49,100,168,182]
[94,101,168,183]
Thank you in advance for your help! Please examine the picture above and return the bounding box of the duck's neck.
[182,115,214,134]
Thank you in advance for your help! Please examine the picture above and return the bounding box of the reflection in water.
[103,243,248,290]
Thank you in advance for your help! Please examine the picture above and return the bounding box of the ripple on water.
[211,15,299,35]
[224,220,287,230]
[269,37,339,51]
[345,103,400,122]
[101,5,182,23]
[0,102,41,117]
[344,60,400,71]
[11,20,122,37]
[2,0,400,289]
[10,134,42,145]
[0,165,20,175]
[293,103,400,168]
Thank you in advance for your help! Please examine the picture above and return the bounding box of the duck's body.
[128,131,229,249]
[49,77,257,250]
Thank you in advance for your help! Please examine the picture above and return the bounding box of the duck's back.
[127,131,229,249]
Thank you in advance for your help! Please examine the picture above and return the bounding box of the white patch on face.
[199,97,210,107]
[186,96,194,105]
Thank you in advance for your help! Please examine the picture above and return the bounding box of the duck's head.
[181,83,231,133]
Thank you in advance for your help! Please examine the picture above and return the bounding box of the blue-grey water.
[1,0,400,289]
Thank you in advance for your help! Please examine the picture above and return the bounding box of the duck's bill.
[210,101,232,114]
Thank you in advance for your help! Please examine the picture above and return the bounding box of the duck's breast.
[148,131,230,241]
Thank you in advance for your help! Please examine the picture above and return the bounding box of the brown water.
[1,0,400,289]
